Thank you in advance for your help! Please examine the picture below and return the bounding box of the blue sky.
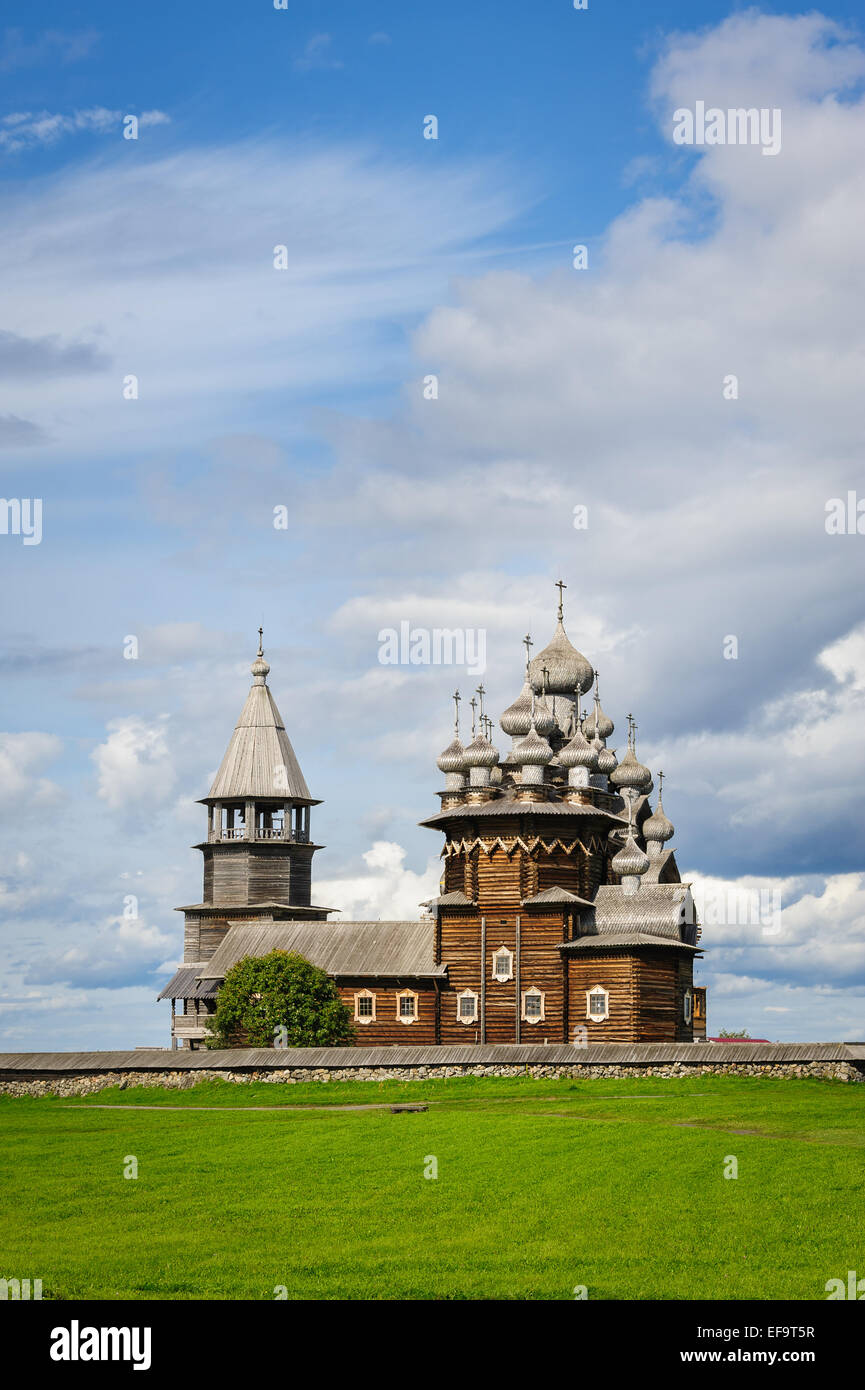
[1,3,864,1048]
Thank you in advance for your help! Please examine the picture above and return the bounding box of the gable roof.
[200,918,445,982]
[521,886,595,907]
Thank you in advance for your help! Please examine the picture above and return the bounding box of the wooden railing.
[208,828,310,844]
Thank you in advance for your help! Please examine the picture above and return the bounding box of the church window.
[586,986,609,1021]
[521,987,545,1023]
[684,990,692,1024]
[397,990,418,1024]
[354,990,376,1024]
[457,989,478,1023]
[492,948,513,982]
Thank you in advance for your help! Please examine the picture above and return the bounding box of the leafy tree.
[205,950,355,1048]
[718,1029,751,1039]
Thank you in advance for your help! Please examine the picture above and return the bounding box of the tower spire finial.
[470,695,477,739]
[476,682,486,723]
[523,633,533,675]
[453,689,461,737]
[257,626,264,657]
[658,769,664,800]
[555,578,566,622]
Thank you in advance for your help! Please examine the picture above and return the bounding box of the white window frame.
[683,989,692,1025]
[491,947,513,982]
[396,989,418,1025]
[456,988,478,1024]
[586,985,609,1022]
[354,989,377,1025]
[521,986,545,1024]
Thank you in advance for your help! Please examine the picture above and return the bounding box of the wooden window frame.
[456,988,478,1025]
[491,947,513,983]
[586,985,609,1022]
[354,989,377,1025]
[521,986,545,1024]
[683,989,692,1025]
[396,989,418,1025]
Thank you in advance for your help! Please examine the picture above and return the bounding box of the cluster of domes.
[432,583,676,879]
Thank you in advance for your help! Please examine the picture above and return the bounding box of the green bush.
[205,950,355,1049]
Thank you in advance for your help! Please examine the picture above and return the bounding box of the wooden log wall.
[334,980,437,1046]
[203,844,314,906]
[567,954,639,1042]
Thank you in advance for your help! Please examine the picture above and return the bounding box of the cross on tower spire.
[452,689,461,737]
[257,626,264,657]
[555,578,567,621]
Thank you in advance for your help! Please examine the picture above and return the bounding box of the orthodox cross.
[452,689,461,737]
[257,626,264,656]
[523,633,533,674]
[476,683,486,722]
[469,696,478,739]
[657,769,664,799]
[555,578,567,621]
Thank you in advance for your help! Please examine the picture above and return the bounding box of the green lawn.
[1,1075,862,1300]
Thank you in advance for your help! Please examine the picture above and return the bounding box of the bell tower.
[178,632,331,971]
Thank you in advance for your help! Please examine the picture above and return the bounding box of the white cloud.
[0,731,62,810]
[0,107,169,152]
[317,841,441,920]
[92,715,177,812]
[0,140,523,455]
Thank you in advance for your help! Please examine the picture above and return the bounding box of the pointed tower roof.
[206,632,315,802]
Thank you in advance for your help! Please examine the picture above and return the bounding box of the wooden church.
[158,587,706,1047]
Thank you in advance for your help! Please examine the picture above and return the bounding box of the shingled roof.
[590,883,695,940]
[199,918,445,982]
[206,654,314,802]
[420,799,626,828]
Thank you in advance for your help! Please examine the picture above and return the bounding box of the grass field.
[1,1075,863,1300]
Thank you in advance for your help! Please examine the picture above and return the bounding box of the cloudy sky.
[1,1,863,1048]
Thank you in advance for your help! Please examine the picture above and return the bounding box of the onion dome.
[643,781,674,843]
[464,733,499,769]
[583,702,613,741]
[437,737,467,775]
[610,746,652,793]
[500,681,556,739]
[596,743,618,776]
[500,681,556,738]
[512,722,553,768]
[559,727,599,771]
[611,833,650,879]
[529,620,593,696]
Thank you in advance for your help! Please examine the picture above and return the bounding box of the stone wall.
[1,1059,862,1097]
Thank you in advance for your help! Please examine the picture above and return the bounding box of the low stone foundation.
[1,1059,862,1097]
